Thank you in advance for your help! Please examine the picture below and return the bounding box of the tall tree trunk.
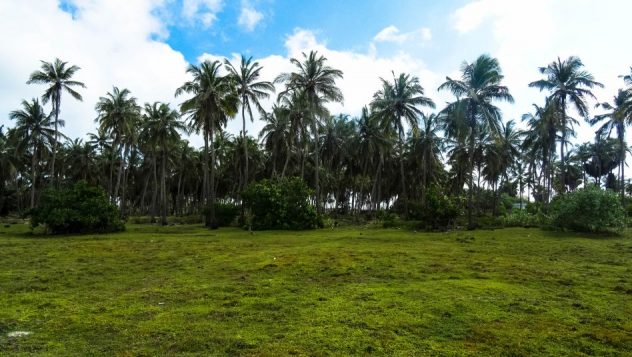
[620,131,625,203]
[371,156,383,212]
[150,155,158,223]
[113,143,125,204]
[202,130,210,226]
[30,150,37,209]
[398,130,408,218]
[560,99,567,194]
[313,115,321,216]
[160,146,168,226]
[209,119,217,229]
[281,142,290,179]
[467,129,476,229]
[50,94,60,187]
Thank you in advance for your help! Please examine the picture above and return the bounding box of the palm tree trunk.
[313,116,321,216]
[160,146,168,226]
[371,156,382,212]
[281,142,290,179]
[560,101,567,194]
[209,119,217,229]
[398,131,408,218]
[202,130,210,226]
[113,143,125,204]
[467,129,476,229]
[151,155,158,223]
[50,95,60,187]
[30,150,37,209]
[620,132,625,203]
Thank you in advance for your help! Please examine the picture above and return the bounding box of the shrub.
[215,203,239,227]
[548,187,625,233]
[243,177,320,230]
[409,187,461,230]
[31,181,124,234]
[503,210,541,228]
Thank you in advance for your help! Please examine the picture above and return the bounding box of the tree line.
[2,53,631,228]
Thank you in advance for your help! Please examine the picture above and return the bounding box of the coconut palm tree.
[225,55,275,188]
[9,99,56,208]
[94,87,141,205]
[26,58,85,185]
[529,56,603,194]
[439,54,513,228]
[276,51,343,215]
[372,72,435,216]
[176,60,238,228]
[142,102,185,225]
[260,105,291,179]
[591,89,632,201]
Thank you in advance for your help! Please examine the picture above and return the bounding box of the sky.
[1,0,631,149]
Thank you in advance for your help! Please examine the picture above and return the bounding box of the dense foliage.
[548,186,625,232]
[31,181,124,234]
[2,55,631,231]
[243,177,320,230]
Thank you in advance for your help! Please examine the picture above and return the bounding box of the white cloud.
[182,0,223,27]
[0,0,190,142]
[373,25,432,44]
[450,0,632,147]
[238,1,263,32]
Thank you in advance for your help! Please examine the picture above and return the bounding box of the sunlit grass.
[1,224,631,355]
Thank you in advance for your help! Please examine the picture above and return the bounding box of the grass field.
[0,224,631,356]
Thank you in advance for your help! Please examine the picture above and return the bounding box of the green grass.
[1,224,631,356]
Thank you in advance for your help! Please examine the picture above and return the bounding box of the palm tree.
[260,105,291,178]
[591,89,632,201]
[9,99,55,208]
[94,87,141,205]
[143,102,185,225]
[439,54,513,228]
[372,72,435,216]
[176,60,238,228]
[225,55,275,189]
[27,58,85,185]
[529,56,603,194]
[276,51,343,215]
[414,113,444,205]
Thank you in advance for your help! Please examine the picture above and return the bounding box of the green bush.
[243,177,320,230]
[503,210,541,228]
[548,187,625,233]
[214,203,239,227]
[31,181,124,234]
[409,187,461,230]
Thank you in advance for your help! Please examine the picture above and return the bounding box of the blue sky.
[1,0,631,147]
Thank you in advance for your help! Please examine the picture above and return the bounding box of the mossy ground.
[1,224,631,355]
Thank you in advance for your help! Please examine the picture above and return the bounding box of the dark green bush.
[214,203,239,227]
[31,181,124,234]
[548,187,625,233]
[409,187,461,230]
[243,177,320,230]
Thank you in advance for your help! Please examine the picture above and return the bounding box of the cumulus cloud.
[182,0,223,27]
[0,0,190,141]
[450,0,632,145]
[238,1,263,32]
[373,25,432,44]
